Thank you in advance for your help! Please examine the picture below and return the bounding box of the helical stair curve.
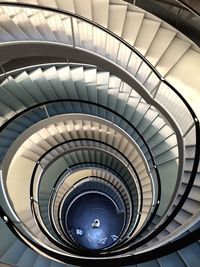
[0,1,200,267]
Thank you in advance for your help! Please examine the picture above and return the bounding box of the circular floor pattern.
[66,193,125,250]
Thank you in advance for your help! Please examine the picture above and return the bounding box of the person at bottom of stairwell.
[75,227,84,236]
[91,219,100,228]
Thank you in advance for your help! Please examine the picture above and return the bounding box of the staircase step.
[108,4,127,36]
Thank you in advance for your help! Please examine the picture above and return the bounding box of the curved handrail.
[33,159,138,256]
[49,166,131,244]
[130,0,200,18]
[1,204,200,266]
[0,2,189,197]
[0,92,159,248]
[130,0,200,45]
[2,96,161,255]
[176,0,200,17]
[0,95,159,209]
[0,1,185,81]
[58,178,127,248]
[0,1,198,261]
[30,113,152,241]
[0,2,198,128]
[36,144,139,241]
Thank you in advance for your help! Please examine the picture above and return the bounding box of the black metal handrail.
[31,117,149,240]
[36,143,139,244]
[176,0,200,17]
[1,204,200,266]
[58,176,127,248]
[130,0,200,45]
[0,1,182,80]
[49,164,131,245]
[0,1,199,263]
[23,103,153,254]
[0,94,159,247]
[126,0,200,17]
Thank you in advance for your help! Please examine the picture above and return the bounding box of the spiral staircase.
[0,0,200,266]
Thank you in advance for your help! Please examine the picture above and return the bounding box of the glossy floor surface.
[66,193,125,250]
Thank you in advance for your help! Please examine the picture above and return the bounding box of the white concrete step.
[134,18,160,56]
[74,0,92,20]
[56,0,75,13]
[91,0,109,27]
[108,4,127,36]
[122,11,144,45]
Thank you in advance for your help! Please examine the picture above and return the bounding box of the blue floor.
[66,193,125,250]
